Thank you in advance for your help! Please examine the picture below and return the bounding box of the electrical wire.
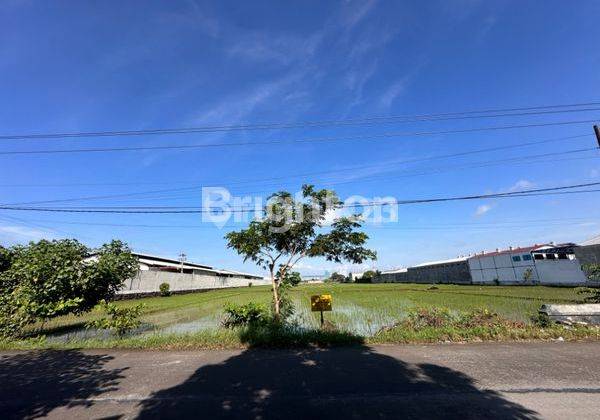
[1,101,600,141]
[8,145,596,206]
[1,119,599,154]
[1,182,598,214]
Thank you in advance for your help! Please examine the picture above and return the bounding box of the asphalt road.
[1,342,599,419]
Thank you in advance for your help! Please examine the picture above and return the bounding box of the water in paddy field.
[45,322,155,343]
[44,299,414,343]
[290,299,414,336]
[160,315,221,334]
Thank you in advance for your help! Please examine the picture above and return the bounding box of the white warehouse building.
[469,246,540,284]
[116,252,268,296]
[378,242,597,286]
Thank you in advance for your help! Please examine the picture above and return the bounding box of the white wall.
[469,251,538,284]
[535,259,588,285]
[469,251,589,285]
[119,270,269,294]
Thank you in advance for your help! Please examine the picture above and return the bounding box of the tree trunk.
[270,267,280,320]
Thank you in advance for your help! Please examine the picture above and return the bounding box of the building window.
[522,254,532,261]
[512,255,521,262]
[534,254,544,260]
[558,253,568,260]
[546,254,556,260]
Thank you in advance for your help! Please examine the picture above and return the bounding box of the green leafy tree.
[356,270,377,283]
[0,245,13,273]
[0,239,138,337]
[226,185,376,321]
[86,300,145,337]
[329,272,346,282]
[582,263,600,282]
[280,271,302,287]
[222,302,269,328]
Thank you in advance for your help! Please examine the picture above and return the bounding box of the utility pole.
[178,252,187,274]
[594,125,600,148]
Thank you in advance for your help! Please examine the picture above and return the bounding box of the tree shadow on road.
[136,330,540,419]
[0,350,126,419]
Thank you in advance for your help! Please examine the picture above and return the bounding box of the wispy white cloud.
[506,179,535,192]
[157,1,221,38]
[227,32,321,66]
[0,224,52,242]
[477,15,497,43]
[344,59,380,108]
[191,71,305,126]
[339,0,378,28]
[183,0,221,38]
[474,204,492,217]
[379,78,409,109]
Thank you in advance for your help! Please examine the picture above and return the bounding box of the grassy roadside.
[2,324,598,351]
[1,283,598,350]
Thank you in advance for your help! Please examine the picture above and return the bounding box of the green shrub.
[0,245,13,273]
[458,308,524,328]
[404,307,454,329]
[0,292,83,338]
[576,287,600,303]
[0,293,37,338]
[86,300,145,337]
[238,323,364,347]
[0,239,138,338]
[222,302,269,328]
[582,264,600,282]
[280,271,302,287]
[402,307,526,332]
[531,312,552,327]
[274,282,295,324]
[159,282,171,297]
[328,272,346,283]
[355,270,377,283]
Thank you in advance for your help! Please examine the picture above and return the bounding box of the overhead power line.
[1,216,596,231]
[0,132,593,189]
[0,182,598,214]
[0,120,598,156]
[1,101,600,141]
[7,144,596,207]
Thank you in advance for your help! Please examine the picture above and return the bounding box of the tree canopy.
[0,239,138,337]
[226,185,376,319]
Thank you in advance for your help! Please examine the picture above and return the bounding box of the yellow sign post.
[311,294,332,326]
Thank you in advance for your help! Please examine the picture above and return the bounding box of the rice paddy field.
[4,282,597,350]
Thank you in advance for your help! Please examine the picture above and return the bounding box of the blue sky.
[1,0,599,276]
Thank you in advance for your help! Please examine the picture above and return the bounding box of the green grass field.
[3,282,597,350]
[37,283,583,333]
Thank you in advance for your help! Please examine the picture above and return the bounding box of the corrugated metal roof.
[470,245,546,258]
[133,252,212,269]
[581,234,600,246]
[215,268,264,279]
[380,268,408,274]
[412,256,469,268]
